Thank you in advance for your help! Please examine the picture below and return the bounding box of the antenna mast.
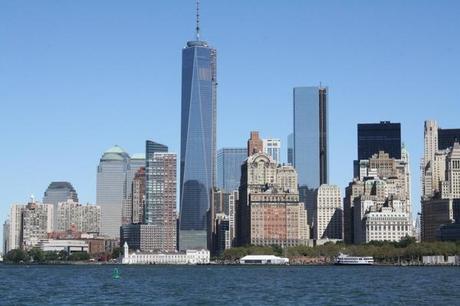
[196,0,200,41]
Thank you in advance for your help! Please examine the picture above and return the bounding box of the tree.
[111,247,122,259]
[4,249,29,263]
[69,252,90,261]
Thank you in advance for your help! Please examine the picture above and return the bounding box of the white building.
[57,200,101,234]
[363,206,412,242]
[263,138,281,164]
[8,204,25,251]
[122,242,209,265]
[21,202,53,250]
[314,185,343,240]
[240,255,289,265]
[37,239,89,254]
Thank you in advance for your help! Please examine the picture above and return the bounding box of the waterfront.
[0,265,459,305]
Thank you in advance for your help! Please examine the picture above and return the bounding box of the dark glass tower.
[179,4,217,250]
[217,148,246,192]
[438,128,460,150]
[357,121,401,160]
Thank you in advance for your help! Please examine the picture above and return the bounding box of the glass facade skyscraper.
[179,35,217,250]
[217,148,246,192]
[357,121,401,160]
[293,86,328,189]
[96,145,130,238]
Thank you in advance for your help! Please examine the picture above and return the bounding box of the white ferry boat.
[335,253,374,265]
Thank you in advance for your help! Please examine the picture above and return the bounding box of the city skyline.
[1,0,460,243]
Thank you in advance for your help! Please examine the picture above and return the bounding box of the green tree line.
[222,237,460,264]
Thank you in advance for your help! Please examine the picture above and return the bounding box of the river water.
[0,265,459,305]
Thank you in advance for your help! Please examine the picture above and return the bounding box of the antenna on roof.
[196,0,200,41]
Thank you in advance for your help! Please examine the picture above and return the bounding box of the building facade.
[21,202,54,250]
[237,153,309,247]
[263,138,281,164]
[314,185,343,241]
[56,200,101,234]
[131,167,146,224]
[247,131,263,156]
[96,145,130,238]
[293,86,328,190]
[217,148,246,193]
[123,153,145,225]
[145,152,177,252]
[357,121,401,161]
[179,27,217,250]
[344,149,412,244]
[42,181,78,231]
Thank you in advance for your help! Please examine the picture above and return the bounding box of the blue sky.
[1,1,460,238]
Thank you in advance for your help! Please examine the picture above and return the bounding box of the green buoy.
[113,268,121,280]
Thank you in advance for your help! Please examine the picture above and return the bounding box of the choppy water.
[0,264,459,305]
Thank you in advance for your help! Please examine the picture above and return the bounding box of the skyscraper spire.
[196,0,200,41]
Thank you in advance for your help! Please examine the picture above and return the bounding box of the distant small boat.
[335,253,374,265]
[113,268,121,279]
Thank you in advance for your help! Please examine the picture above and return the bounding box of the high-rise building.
[96,145,130,238]
[263,138,281,164]
[217,148,246,192]
[21,201,53,250]
[131,167,146,224]
[357,121,401,161]
[314,185,343,241]
[179,3,217,250]
[145,140,168,224]
[7,204,24,251]
[145,152,177,252]
[287,133,294,165]
[3,219,10,254]
[56,200,101,234]
[43,181,78,230]
[237,153,309,247]
[247,131,263,156]
[344,150,412,244]
[293,86,328,190]
[123,153,145,225]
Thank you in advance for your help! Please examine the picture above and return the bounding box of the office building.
[287,133,294,165]
[314,185,343,241]
[357,121,401,161]
[421,198,458,241]
[263,138,281,164]
[56,200,101,234]
[131,167,146,224]
[43,181,78,231]
[344,149,412,244]
[179,4,217,250]
[96,145,130,238]
[217,148,246,193]
[123,153,145,225]
[237,153,309,247]
[293,86,328,189]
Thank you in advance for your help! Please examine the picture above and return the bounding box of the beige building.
[344,149,412,244]
[21,201,54,250]
[314,185,343,240]
[237,153,309,247]
[56,200,101,234]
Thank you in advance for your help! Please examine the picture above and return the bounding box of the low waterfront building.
[422,255,460,265]
[37,239,89,254]
[240,255,289,265]
[121,242,209,265]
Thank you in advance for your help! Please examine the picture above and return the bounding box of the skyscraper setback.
[179,3,217,250]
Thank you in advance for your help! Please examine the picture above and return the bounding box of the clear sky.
[1,0,460,239]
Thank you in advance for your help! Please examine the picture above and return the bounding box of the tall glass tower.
[293,86,328,189]
[179,2,217,250]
